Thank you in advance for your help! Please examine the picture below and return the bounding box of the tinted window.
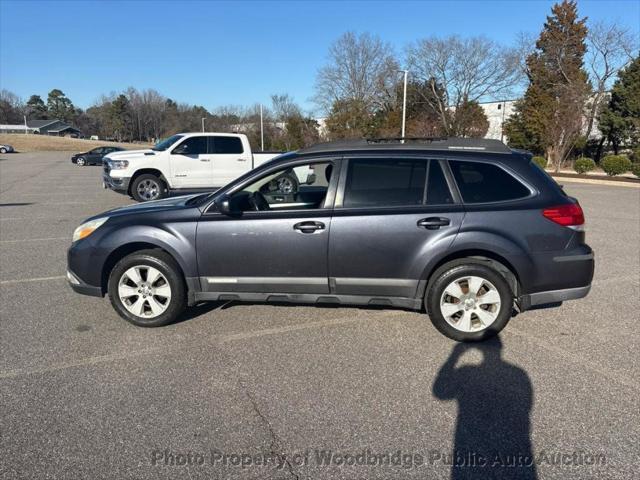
[153,134,184,151]
[427,161,453,204]
[175,136,207,155]
[212,136,243,154]
[91,147,104,154]
[450,161,530,203]
[343,159,427,207]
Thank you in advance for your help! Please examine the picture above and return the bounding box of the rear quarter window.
[449,160,530,203]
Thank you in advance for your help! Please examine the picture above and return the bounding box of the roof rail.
[298,137,512,155]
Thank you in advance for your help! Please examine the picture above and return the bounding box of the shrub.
[601,155,631,176]
[631,148,640,163]
[574,157,596,174]
[631,163,640,178]
[532,156,547,169]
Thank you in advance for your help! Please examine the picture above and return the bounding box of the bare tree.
[406,35,521,134]
[314,32,399,114]
[584,21,638,140]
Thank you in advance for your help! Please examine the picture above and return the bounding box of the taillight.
[542,203,585,229]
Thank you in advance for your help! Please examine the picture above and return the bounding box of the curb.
[549,175,640,188]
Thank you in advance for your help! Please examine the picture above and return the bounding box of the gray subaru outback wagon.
[67,138,594,341]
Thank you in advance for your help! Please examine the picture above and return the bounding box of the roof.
[48,125,81,133]
[26,119,59,129]
[298,137,513,155]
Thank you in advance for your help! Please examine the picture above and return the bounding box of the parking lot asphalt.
[1,151,639,479]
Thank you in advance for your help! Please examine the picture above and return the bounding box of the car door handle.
[200,158,210,162]
[237,158,248,162]
[417,217,450,229]
[293,221,325,234]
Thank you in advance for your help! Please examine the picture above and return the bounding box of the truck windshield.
[152,134,184,151]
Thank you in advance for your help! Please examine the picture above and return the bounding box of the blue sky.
[1,0,638,114]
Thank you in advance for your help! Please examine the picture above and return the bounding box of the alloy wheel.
[118,265,172,318]
[439,275,501,332]
[137,179,160,201]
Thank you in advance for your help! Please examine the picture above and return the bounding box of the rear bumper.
[102,173,130,194]
[519,284,591,310]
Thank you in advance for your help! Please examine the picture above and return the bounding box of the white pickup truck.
[102,133,283,201]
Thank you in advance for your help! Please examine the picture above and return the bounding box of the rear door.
[169,136,212,187]
[208,135,252,186]
[328,156,464,298]
[88,147,104,164]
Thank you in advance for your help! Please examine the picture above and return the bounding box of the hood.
[104,149,155,160]
[84,194,205,223]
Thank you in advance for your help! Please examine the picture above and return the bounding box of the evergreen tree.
[26,95,48,119]
[46,89,75,122]
[599,55,640,153]
[504,0,590,170]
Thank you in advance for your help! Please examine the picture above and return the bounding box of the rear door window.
[343,158,427,208]
[449,161,530,203]
[211,136,244,154]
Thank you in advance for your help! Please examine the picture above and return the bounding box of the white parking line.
[0,275,66,285]
[0,237,69,244]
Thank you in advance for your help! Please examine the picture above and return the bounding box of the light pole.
[398,70,408,142]
[260,104,264,151]
[201,117,206,133]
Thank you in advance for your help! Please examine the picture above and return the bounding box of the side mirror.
[172,144,188,155]
[305,173,316,185]
[215,195,240,216]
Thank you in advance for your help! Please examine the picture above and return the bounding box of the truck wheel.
[425,262,513,342]
[131,174,167,202]
[108,249,186,327]
[76,157,86,166]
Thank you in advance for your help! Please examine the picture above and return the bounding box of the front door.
[169,136,212,187]
[196,159,337,294]
[329,157,464,298]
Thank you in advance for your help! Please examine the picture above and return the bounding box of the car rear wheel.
[108,250,186,327]
[425,262,513,342]
[76,157,86,166]
[131,174,167,202]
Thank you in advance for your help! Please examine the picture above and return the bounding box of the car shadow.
[433,336,536,479]
[0,203,34,207]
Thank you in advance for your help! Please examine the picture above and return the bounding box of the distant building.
[0,119,82,137]
[478,100,517,141]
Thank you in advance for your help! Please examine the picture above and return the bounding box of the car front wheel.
[0,148,7,154]
[108,250,186,327]
[425,262,513,342]
[76,157,86,166]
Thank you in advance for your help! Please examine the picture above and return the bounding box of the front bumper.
[66,269,102,297]
[102,173,130,194]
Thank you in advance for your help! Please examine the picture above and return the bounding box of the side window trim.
[441,159,463,204]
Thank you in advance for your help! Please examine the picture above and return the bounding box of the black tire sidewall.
[131,174,167,202]
[426,263,512,342]
[108,251,186,327]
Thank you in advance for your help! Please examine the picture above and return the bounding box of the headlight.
[108,159,129,169]
[72,217,109,242]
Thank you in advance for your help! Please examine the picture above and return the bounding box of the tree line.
[1,0,637,166]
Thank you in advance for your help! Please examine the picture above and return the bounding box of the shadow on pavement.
[433,336,536,479]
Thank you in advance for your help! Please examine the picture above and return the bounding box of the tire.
[425,262,513,342]
[0,148,7,154]
[76,157,86,166]
[108,249,186,327]
[131,174,167,202]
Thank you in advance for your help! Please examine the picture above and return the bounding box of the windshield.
[152,134,184,151]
